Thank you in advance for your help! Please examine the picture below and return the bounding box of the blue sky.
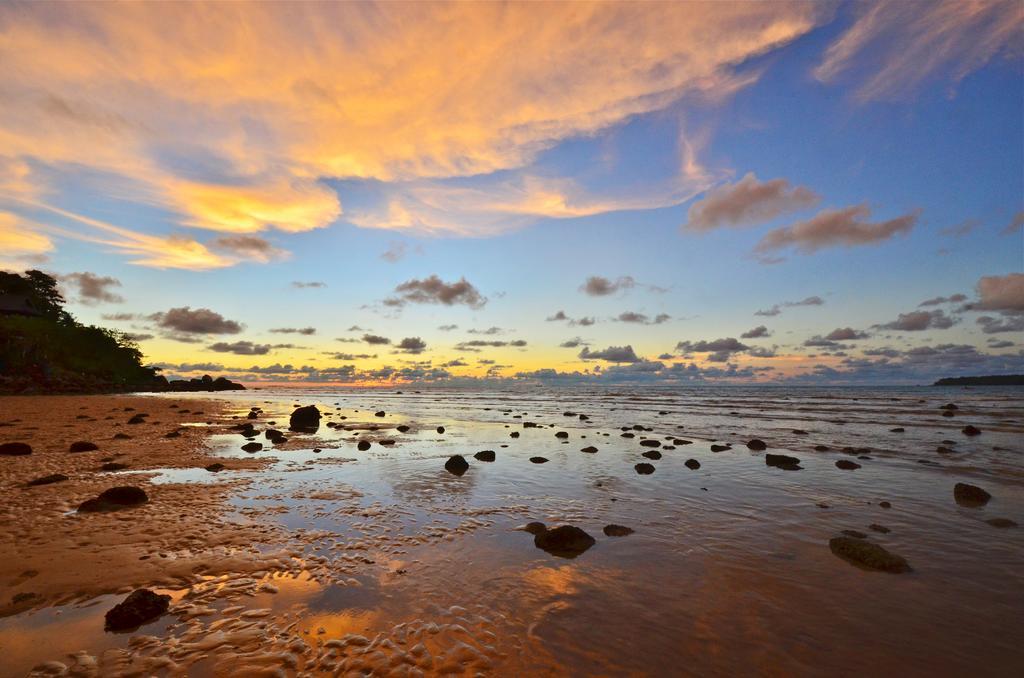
[1,1,1021,384]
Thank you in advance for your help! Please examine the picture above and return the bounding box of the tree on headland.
[0,270,162,392]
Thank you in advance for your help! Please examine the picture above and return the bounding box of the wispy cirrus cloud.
[814,0,1023,102]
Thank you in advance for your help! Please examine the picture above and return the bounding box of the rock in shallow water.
[289,405,321,432]
[534,525,596,558]
[765,453,801,470]
[961,425,981,436]
[985,518,1017,528]
[444,455,469,476]
[747,439,767,451]
[603,524,634,537]
[474,450,496,462]
[828,536,910,573]
[77,486,149,513]
[529,456,549,464]
[954,482,991,507]
[580,446,598,453]
[835,459,861,470]
[634,462,655,475]
[684,459,701,470]
[104,588,171,632]
[641,450,662,460]
[241,442,263,453]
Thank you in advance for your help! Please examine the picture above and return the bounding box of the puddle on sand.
[7,386,1024,675]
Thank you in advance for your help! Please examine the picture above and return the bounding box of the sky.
[1,0,1022,386]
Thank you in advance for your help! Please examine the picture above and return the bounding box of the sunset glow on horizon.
[1,1,1021,386]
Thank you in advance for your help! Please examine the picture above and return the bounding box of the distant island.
[933,375,1024,386]
[0,270,244,394]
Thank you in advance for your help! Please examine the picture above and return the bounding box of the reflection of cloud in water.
[385,464,481,506]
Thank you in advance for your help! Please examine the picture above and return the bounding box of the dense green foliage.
[0,270,160,391]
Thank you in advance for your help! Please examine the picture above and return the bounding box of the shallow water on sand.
[5,385,1024,676]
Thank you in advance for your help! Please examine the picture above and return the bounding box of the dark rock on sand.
[710,444,730,452]
[290,405,321,432]
[581,446,598,453]
[241,442,263,453]
[510,431,520,438]
[879,501,892,509]
[555,431,569,439]
[634,462,655,474]
[961,425,981,436]
[534,525,596,558]
[603,524,634,537]
[0,442,32,456]
[890,427,905,433]
[69,441,99,453]
[26,473,69,487]
[835,459,861,470]
[641,450,662,460]
[621,433,635,439]
[529,456,549,464]
[264,429,283,440]
[747,439,767,451]
[127,414,147,424]
[444,454,469,476]
[104,589,171,632]
[814,445,830,452]
[474,450,496,462]
[205,463,225,472]
[77,486,149,513]
[985,518,1017,528]
[113,433,132,440]
[828,536,910,573]
[374,411,385,417]
[685,459,701,470]
[673,439,692,445]
[396,425,410,433]
[101,462,129,471]
[639,439,661,448]
[954,482,991,507]
[357,440,371,451]
[436,426,446,434]
[765,453,801,470]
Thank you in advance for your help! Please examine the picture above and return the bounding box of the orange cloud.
[168,178,341,234]
[0,1,826,249]
[0,211,52,262]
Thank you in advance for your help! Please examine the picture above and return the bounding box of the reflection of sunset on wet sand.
[2,1,1023,675]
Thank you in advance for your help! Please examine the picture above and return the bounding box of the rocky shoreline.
[0,373,245,396]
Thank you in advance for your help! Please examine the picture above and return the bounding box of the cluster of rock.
[164,375,245,392]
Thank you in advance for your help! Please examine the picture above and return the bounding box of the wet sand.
[1,388,1023,676]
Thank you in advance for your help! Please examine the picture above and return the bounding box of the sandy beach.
[0,387,1022,676]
